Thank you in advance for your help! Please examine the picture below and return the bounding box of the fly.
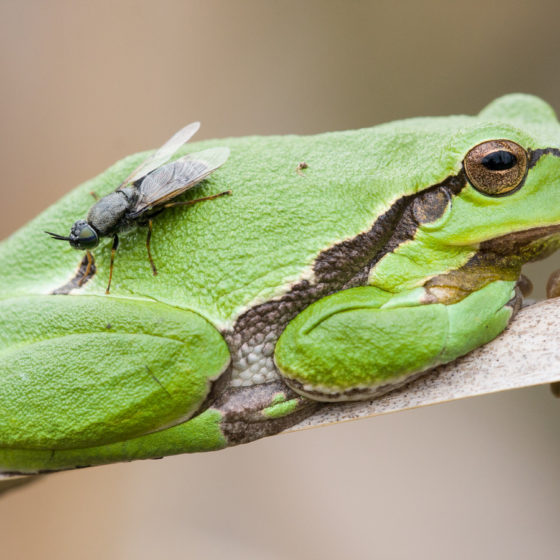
[46,122,231,293]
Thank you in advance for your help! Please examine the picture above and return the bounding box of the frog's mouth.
[480,224,560,261]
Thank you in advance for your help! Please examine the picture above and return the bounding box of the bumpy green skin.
[1,93,560,472]
[4,95,557,320]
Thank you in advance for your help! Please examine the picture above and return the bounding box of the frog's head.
[421,94,560,265]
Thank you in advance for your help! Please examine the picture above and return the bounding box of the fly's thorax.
[86,189,136,236]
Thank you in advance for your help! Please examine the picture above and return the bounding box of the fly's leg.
[90,191,100,201]
[162,190,232,210]
[146,219,157,276]
[106,234,119,294]
[78,251,94,287]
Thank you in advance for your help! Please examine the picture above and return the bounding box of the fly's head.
[46,220,99,250]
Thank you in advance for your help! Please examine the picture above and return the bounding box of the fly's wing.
[117,122,201,188]
[128,147,230,218]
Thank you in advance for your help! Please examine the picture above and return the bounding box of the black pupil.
[481,150,517,171]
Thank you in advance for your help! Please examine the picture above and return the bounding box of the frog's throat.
[479,224,560,258]
[423,226,560,305]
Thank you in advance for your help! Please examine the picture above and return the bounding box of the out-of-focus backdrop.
[1,1,560,558]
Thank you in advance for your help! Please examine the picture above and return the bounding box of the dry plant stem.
[1,297,559,489]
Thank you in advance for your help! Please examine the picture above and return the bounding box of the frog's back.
[0,114,476,325]
[118,117,478,325]
[3,101,546,327]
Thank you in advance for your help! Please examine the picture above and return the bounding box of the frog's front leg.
[275,280,519,401]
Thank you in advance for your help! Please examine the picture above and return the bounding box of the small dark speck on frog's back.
[296,162,308,176]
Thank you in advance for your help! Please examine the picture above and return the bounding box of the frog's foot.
[517,274,533,298]
[545,270,560,396]
[211,380,320,446]
[509,283,524,315]
[275,280,518,402]
[546,270,560,299]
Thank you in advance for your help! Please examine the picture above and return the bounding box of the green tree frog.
[1,93,559,473]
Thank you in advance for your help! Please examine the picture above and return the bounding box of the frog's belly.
[227,326,279,387]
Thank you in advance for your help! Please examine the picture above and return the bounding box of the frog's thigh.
[275,281,516,401]
[0,295,230,451]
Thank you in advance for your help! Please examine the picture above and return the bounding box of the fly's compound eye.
[464,139,528,196]
[70,220,99,250]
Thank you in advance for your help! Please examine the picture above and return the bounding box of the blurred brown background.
[1,1,560,558]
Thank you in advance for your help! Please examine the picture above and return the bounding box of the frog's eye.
[464,139,528,196]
